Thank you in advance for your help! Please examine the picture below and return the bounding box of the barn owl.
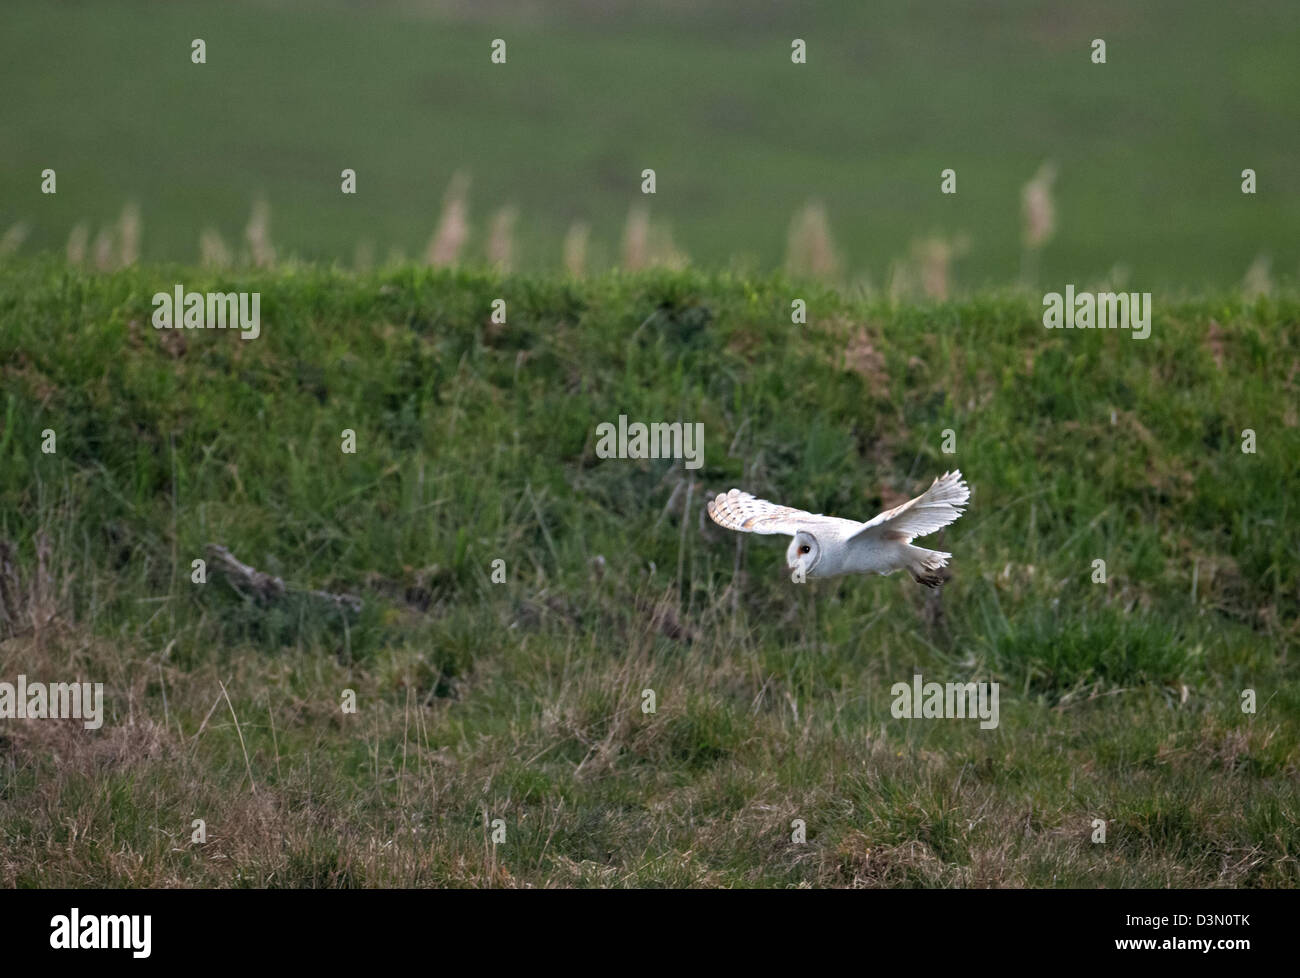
[706,471,969,587]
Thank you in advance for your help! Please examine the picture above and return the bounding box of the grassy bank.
[0,260,1297,886]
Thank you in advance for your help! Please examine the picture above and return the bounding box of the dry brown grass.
[200,227,233,269]
[785,201,840,282]
[620,204,649,271]
[425,172,471,268]
[245,199,275,268]
[563,221,590,278]
[486,205,518,272]
[0,223,30,260]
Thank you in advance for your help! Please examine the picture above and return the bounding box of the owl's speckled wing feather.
[850,470,970,543]
[706,489,841,536]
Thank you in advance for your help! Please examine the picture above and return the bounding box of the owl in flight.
[706,471,970,587]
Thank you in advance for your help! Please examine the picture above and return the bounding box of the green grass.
[0,258,1297,886]
[1,0,1298,287]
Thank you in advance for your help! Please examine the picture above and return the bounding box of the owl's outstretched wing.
[707,489,835,536]
[850,470,970,543]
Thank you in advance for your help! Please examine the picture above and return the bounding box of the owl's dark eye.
[799,544,811,554]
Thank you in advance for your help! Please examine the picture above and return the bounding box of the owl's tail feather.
[906,545,951,589]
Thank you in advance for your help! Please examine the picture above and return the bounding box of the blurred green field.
[0,260,1296,886]
[2,0,1298,288]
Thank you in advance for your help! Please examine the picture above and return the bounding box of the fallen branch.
[206,543,362,614]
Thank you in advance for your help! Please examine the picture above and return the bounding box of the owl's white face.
[787,530,821,579]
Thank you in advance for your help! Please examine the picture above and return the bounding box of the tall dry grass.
[486,205,518,272]
[118,202,140,266]
[1020,161,1057,285]
[92,227,115,271]
[353,238,376,273]
[9,168,1096,295]
[563,221,590,278]
[65,223,89,266]
[621,205,687,271]
[621,204,650,271]
[426,172,471,267]
[200,228,233,269]
[245,200,275,268]
[0,223,29,260]
[785,201,840,282]
[914,234,969,300]
[1242,254,1272,301]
